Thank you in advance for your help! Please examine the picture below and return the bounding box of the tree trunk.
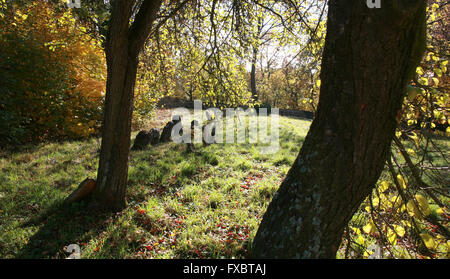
[251,46,258,101]
[92,50,138,211]
[251,0,426,258]
[251,17,262,102]
[90,0,162,211]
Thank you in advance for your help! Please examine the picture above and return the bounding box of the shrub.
[0,1,106,143]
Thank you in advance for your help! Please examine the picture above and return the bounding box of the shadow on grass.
[15,201,111,259]
[12,122,304,259]
[0,135,102,157]
[127,144,220,198]
[14,143,219,259]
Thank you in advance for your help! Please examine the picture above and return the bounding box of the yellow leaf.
[401,220,412,228]
[415,194,431,216]
[379,181,389,192]
[406,195,431,218]
[394,225,405,238]
[363,221,375,234]
[397,175,407,189]
[372,196,380,207]
[390,195,403,210]
[432,78,439,86]
[406,200,420,217]
[416,67,424,75]
[420,233,436,250]
[356,235,365,246]
[351,227,361,235]
[387,228,397,245]
[419,77,429,85]
[406,148,416,156]
[409,132,419,147]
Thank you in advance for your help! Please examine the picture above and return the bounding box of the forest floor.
[0,109,448,259]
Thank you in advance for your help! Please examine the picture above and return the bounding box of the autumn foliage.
[0,1,106,143]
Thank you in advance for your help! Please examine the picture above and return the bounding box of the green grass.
[0,114,311,259]
[1,113,447,259]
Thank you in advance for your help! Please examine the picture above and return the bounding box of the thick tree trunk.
[252,0,426,258]
[90,0,162,211]
[92,52,138,211]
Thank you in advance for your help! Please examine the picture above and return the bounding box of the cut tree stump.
[64,178,96,205]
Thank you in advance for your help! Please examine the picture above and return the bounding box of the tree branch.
[128,0,163,57]
[148,0,191,38]
[392,136,445,208]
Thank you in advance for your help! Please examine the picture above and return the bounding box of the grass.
[1,112,447,259]
[0,112,310,259]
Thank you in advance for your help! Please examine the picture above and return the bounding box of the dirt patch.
[132,109,175,132]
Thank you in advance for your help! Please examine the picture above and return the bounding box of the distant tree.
[251,0,427,258]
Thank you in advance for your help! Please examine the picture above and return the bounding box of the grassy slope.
[0,114,310,259]
[1,112,447,259]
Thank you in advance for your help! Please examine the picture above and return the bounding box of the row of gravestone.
[65,115,185,205]
[132,114,217,151]
[132,115,182,150]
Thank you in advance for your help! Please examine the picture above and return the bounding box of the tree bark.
[250,17,263,102]
[90,0,162,211]
[251,46,258,101]
[252,0,426,258]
